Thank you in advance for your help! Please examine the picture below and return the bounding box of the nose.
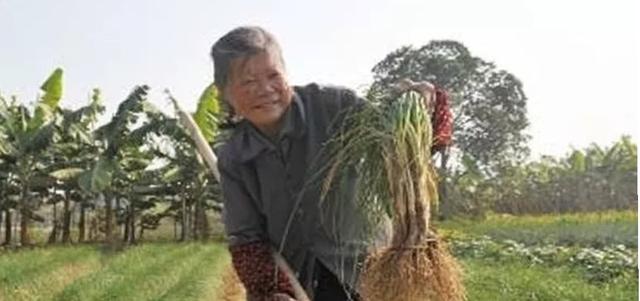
[256,78,276,95]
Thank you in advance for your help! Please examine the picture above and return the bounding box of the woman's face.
[225,50,292,136]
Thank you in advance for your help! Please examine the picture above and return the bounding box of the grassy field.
[0,210,637,301]
[0,243,230,301]
[438,210,638,247]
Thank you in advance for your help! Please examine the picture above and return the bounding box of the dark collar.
[235,92,306,163]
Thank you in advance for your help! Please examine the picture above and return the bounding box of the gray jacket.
[217,83,380,293]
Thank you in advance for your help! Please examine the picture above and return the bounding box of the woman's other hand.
[395,78,436,109]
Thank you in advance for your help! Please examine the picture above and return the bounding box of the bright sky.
[1,0,637,159]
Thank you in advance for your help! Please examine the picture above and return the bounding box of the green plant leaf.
[50,167,85,180]
[79,158,116,192]
[40,68,64,108]
[192,82,220,142]
[30,68,64,130]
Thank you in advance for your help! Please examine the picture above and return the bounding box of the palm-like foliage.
[126,87,223,241]
[79,85,150,243]
[488,136,637,214]
[0,68,64,245]
[46,89,105,243]
[76,83,223,244]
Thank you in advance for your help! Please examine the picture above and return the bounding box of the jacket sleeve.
[219,157,296,300]
[431,87,453,154]
[219,157,264,247]
[229,242,296,300]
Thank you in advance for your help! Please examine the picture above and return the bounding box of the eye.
[268,72,281,80]
[242,79,257,86]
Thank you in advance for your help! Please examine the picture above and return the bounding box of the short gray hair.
[210,26,284,89]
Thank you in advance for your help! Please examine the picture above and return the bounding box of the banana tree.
[144,137,219,241]
[591,136,637,209]
[47,89,105,243]
[167,84,221,240]
[0,162,17,245]
[0,69,63,246]
[111,144,155,244]
[126,83,222,241]
[0,130,13,245]
[80,85,150,244]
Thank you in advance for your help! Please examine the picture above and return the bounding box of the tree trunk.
[194,200,209,241]
[0,209,3,243]
[19,174,31,246]
[13,210,18,245]
[189,203,195,240]
[48,202,58,244]
[62,191,71,243]
[88,213,97,242]
[180,197,187,241]
[16,169,31,246]
[174,218,178,241]
[115,197,122,239]
[123,206,130,243]
[130,206,136,244]
[440,148,449,202]
[201,208,210,240]
[3,209,11,245]
[138,219,145,242]
[437,148,452,219]
[189,203,194,240]
[78,205,86,243]
[193,202,199,240]
[20,209,30,246]
[105,194,113,244]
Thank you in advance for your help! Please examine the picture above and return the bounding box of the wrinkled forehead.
[230,49,286,79]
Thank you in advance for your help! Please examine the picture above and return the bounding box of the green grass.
[0,211,637,300]
[1,243,635,301]
[463,257,638,301]
[0,243,229,301]
[439,210,638,247]
[0,245,101,301]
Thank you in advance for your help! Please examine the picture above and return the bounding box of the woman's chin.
[248,114,284,135]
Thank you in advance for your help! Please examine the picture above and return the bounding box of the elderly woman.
[212,26,452,301]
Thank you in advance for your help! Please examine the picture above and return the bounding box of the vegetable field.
[443,210,638,300]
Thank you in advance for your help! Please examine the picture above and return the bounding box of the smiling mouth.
[253,100,278,109]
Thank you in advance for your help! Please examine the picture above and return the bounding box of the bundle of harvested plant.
[321,91,465,301]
